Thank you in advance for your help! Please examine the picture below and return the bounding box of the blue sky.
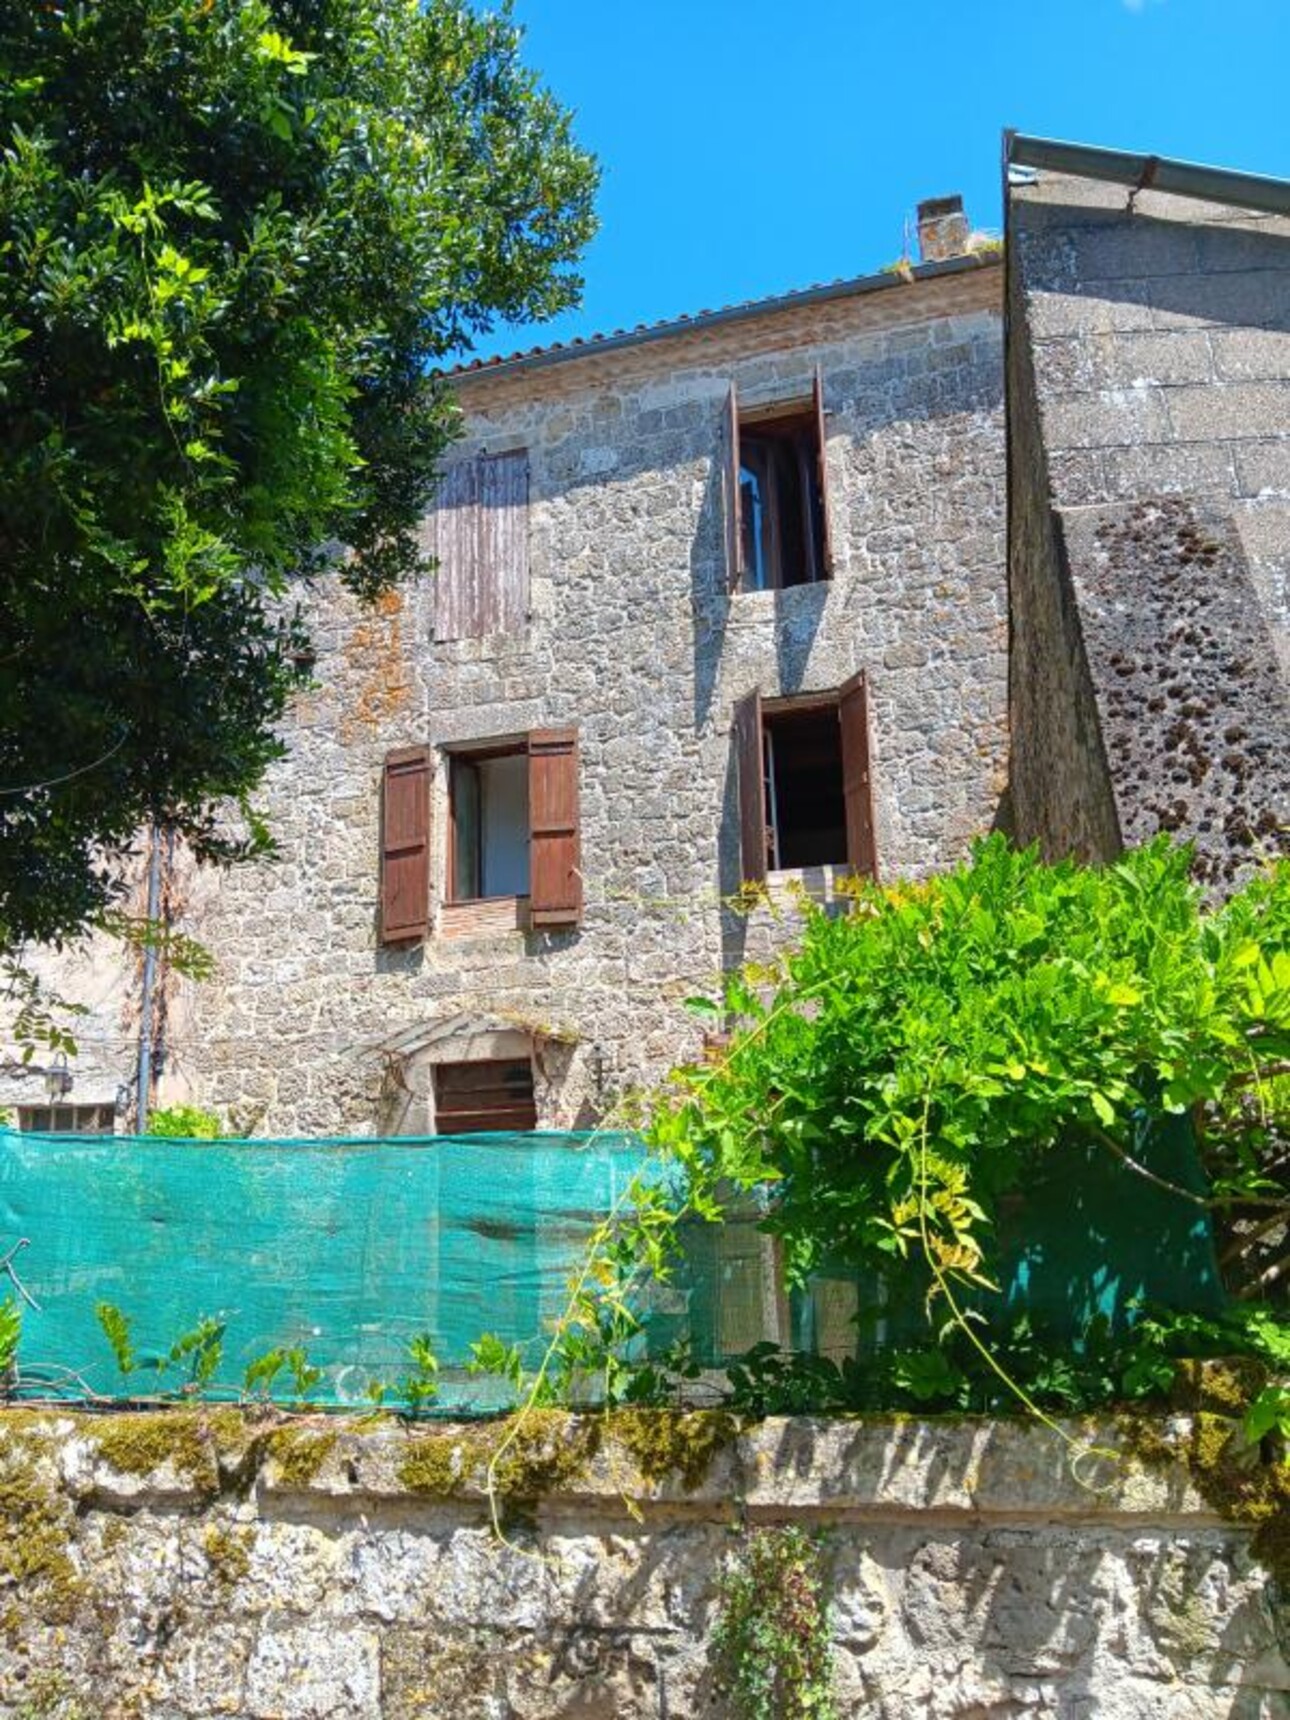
[471,0,1290,359]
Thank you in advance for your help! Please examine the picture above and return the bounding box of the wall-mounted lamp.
[44,1052,73,1102]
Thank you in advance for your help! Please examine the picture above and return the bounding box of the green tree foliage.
[655,838,1290,1307]
[0,1,597,946]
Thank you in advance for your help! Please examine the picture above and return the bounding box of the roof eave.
[1007,133,1290,219]
[447,250,1001,386]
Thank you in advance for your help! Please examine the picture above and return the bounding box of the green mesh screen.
[0,1116,1222,1407]
[0,1128,648,1410]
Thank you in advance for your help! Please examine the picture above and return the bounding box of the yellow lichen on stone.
[91,1410,216,1488]
[398,1429,472,1497]
[0,1422,84,1625]
[202,1523,253,1587]
[490,1410,600,1498]
[611,1408,738,1492]
[267,1426,338,1488]
[1125,1408,1290,1587]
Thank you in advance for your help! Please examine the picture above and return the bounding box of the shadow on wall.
[1020,201,1290,333]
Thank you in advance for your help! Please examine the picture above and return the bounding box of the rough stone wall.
[1,1409,1284,1720]
[143,269,1006,1135]
[1006,248,1122,866]
[1009,169,1290,883]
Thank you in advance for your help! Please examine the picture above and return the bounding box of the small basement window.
[724,372,834,592]
[433,1059,537,1134]
[449,747,530,902]
[17,1103,117,1134]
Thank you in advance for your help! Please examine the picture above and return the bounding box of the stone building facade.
[11,138,1290,1138]
[7,233,1009,1137]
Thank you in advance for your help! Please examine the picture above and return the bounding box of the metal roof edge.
[447,251,1001,386]
[1007,133,1290,219]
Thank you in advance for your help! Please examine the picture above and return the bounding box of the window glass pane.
[452,760,481,900]
[479,753,530,897]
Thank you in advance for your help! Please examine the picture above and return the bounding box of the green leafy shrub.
[144,1105,225,1140]
[654,838,1290,1310]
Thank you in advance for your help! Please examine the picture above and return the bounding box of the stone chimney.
[916,195,970,263]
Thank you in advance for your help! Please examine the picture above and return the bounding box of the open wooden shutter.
[839,672,877,879]
[380,746,431,943]
[724,383,743,592]
[478,450,529,634]
[432,459,478,641]
[734,691,767,885]
[529,728,581,928]
[812,367,834,577]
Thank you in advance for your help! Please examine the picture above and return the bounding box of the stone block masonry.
[1008,168,1290,881]
[160,266,1008,1136]
[0,1409,1283,1719]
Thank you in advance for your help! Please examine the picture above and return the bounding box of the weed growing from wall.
[712,1527,836,1720]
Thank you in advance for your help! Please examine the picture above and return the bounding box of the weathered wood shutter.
[478,450,529,634]
[380,746,431,943]
[812,367,834,577]
[433,451,529,640]
[528,728,581,928]
[838,672,878,879]
[734,690,767,884]
[724,384,743,592]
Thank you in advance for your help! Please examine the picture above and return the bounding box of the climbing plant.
[651,836,1290,1311]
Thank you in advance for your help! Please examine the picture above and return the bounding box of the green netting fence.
[0,1117,1223,1410]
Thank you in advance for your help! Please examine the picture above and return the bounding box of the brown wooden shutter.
[478,449,529,634]
[812,366,834,577]
[433,450,530,640]
[724,383,743,592]
[839,672,878,880]
[734,690,767,885]
[529,728,581,928]
[432,459,478,642]
[380,746,431,943]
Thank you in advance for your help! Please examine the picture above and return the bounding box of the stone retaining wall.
[0,1409,1284,1718]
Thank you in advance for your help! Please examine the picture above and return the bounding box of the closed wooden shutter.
[812,367,835,577]
[839,672,878,879]
[432,459,478,642]
[529,728,581,928]
[380,746,431,943]
[724,383,743,592]
[734,690,767,885]
[478,449,529,634]
[434,1059,537,1134]
[433,451,529,640]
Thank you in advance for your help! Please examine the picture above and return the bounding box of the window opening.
[763,705,847,869]
[433,1059,537,1134]
[727,373,832,593]
[449,748,529,901]
[739,411,824,590]
[17,1103,116,1134]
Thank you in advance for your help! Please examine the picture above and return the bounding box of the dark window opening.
[449,748,530,902]
[18,1104,116,1134]
[763,706,847,869]
[434,1059,537,1134]
[740,408,826,591]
